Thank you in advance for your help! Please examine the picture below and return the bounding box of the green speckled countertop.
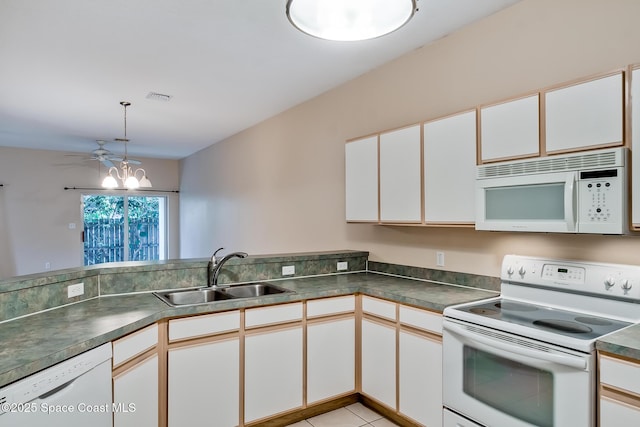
[597,323,640,361]
[3,271,640,388]
[0,272,496,387]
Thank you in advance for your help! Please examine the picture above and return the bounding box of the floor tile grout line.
[344,403,385,423]
[291,403,392,427]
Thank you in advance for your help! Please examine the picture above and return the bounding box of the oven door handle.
[445,322,587,370]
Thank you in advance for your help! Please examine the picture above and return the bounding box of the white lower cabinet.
[599,354,640,426]
[112,324,159,427]
[361,318,396,408]
[399,330,442,427]
[307,317,356,403]
[245,326,303,423]
[167,311,241,427]
[361,300,444,426]
[113,354,158,427]
[168,338,240,427]
[160,296,447,426]
[601,397,640,425]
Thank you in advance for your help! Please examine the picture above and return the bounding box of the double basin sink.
[154,282,292,307]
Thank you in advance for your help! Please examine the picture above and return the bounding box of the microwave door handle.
[565,172,577,231]
[445,322,587,370]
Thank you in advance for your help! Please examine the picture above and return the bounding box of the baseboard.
[248,393,422,427]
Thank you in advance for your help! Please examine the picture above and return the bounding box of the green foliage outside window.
[83,195,162,265]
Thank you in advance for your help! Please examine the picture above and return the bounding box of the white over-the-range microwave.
[475,147,628,234]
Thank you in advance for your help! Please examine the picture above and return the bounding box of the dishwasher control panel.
[0,343,111,414]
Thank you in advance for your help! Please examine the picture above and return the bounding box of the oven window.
[463,346,553,427]
[485,183,565,220]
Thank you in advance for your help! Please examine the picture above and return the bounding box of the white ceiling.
[0,0,521,160]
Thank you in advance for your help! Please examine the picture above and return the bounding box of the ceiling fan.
[86,140,123,167]
[68,140,142,168]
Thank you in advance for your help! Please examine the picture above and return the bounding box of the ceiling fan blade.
[101,159,115,168]
[127,159,142,165]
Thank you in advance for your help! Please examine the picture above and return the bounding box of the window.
[82,195,167,265]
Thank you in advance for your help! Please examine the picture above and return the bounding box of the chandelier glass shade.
[102,161,152,189]
[286,0,417,41]
[101,101,152,190]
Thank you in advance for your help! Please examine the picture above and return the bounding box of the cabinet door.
[245,326,303,423]
[424,110,477,223]
[361,319,396,409]
[600,397,640,426]
[480,94,540,162]
[379,124,421,222]
[113,354,158,427]
[632,68,640,227]
[168,338,239,427]
[345,136,379,222]
[399,331,442,427]
[545,72,623,153]
[307,317,355,403]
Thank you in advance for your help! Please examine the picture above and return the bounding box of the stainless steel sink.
[218,282,291,298]
[154,288,233,307]
[154,282,292,306]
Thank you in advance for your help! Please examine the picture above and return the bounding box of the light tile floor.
[286,403,399,427]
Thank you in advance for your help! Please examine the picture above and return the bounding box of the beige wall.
[0,146,180,278]
[180,0,640,277]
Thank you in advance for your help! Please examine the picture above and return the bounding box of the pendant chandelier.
[101,101,152,189]
[286,0,417,42]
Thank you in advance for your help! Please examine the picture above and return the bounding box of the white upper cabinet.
[345,136,378,222]
[480,94,540,162]
[632,67,640,227]
[379,124,422,222]
[545,72,624,153]
[424,110,477,224]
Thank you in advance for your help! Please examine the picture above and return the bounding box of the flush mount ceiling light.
[101,101,152,190]
[286,0,417,42]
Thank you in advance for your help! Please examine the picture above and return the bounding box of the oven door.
[475,171,577,233]
[443,319,594,427]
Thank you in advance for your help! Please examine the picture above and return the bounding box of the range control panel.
[542,264,585,284]
[502,255,640,300]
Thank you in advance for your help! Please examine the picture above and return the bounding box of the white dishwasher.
[0,343,112,427]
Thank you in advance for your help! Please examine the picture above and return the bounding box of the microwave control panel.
[577,168,624,233]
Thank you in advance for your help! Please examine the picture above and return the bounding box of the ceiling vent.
[146,92,172,102]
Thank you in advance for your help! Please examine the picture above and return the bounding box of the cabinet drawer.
[307,296,355,318]
[399,305,442,334]
[600,355,640,395]
[362,296,396,321]
[113,323,158,367]
[245,302,303,328]
[169,310,240,341]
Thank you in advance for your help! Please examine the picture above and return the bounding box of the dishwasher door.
[0,343,112,427]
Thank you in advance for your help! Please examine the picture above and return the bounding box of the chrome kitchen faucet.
[208,247,248,288]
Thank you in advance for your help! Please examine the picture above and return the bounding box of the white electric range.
[442,255,640,427]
